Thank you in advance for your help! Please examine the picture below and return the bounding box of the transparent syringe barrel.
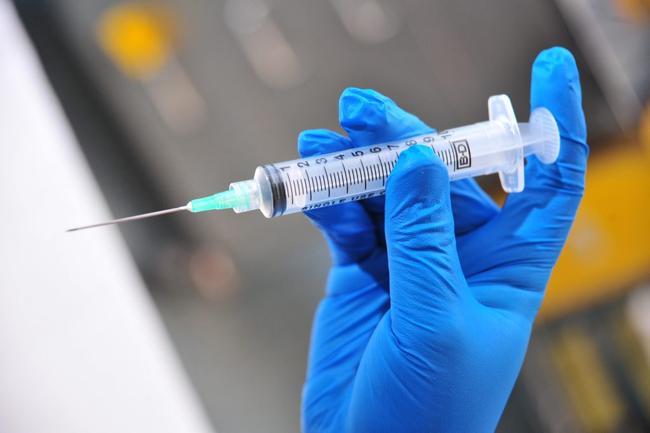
[254,118,521,217]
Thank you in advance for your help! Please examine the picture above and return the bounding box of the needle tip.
[66,205,188,233]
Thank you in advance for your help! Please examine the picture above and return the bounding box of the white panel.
[0,3,214,433]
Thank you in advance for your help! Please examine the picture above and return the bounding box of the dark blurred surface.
[14,0,649,432]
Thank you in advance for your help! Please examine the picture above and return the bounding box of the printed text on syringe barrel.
[267,128,482,216]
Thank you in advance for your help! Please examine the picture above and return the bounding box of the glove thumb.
[385,145,467,338]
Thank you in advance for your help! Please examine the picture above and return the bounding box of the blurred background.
[10,0,650,431]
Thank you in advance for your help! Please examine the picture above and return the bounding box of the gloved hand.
[300,47,588,433]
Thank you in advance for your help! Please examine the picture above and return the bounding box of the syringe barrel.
[255,123,515,218]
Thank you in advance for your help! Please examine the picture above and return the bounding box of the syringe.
[67,95,559,231]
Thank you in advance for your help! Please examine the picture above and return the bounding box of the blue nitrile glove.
[300,47,588,433]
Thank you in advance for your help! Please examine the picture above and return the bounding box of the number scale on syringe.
[267,122,496,215]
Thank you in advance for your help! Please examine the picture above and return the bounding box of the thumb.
[385,146,467,341]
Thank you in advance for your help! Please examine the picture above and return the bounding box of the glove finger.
[384,145,467,348]
[299,129,378,265]
[339,88,432,142]
[339,88,432,216]
[466,48,588,306]
[528,47,588,193]
[339,87,499,233]
[500,47,588,246]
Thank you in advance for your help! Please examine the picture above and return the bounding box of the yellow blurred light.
[616,0,650,21]
[96,3,177,80]
[538,136,650,321]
